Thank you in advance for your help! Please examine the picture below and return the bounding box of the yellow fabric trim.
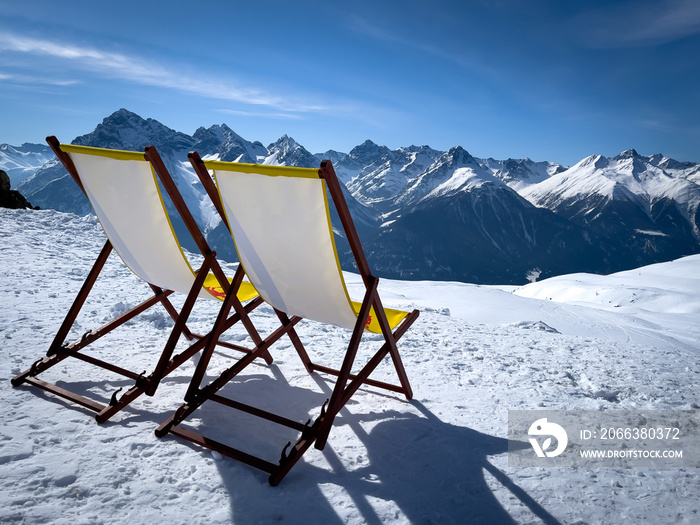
[321,178,361,321]
[320,178,410,333]
[202,273,259,302]
[205,160,319,179]
[61,143,146,162]
[210,170,262,308]
[148,161,202,279]
[351,302,410,333]
[147,162,244,302]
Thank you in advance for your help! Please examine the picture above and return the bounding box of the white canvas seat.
[12,138,264,423]
[66,146,219,299]
[210,161,409,333]
[64,146,259,302]
[156,154,419,485]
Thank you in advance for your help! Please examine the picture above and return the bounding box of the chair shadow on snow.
[22,353,560,523]
[17,341,560,524]
[189,367,563,525]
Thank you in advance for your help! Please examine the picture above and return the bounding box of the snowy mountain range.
[10,108,700,284]
[0,143,53,188]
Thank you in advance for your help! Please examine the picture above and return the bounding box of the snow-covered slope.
[522,149,700,240]
[192,124,267,164]
[361,146,603,283]
[1,207,698,524]
[0,143,52,188]
[512,255,700,352]
[338,142,443,209]
[485,157,566,192]
[518,149,700,276]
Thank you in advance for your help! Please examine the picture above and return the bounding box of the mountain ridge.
[0,142,53,188]
[12,108,700,284]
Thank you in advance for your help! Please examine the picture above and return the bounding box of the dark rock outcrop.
[0,170,36,209]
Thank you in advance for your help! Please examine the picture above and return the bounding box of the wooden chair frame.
[11,137,268,423]
[156,154,418,485]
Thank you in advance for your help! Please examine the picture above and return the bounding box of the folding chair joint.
[108,388,123,407]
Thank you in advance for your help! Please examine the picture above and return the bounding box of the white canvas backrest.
[209,161,360,330]
[62,144,214,300]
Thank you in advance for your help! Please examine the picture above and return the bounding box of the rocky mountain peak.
[444,145,477,167]
[266,135,317,168]
[192,124,266,163]
[73,108,194,153]
[615,148,640,160]
[347,140,391,163]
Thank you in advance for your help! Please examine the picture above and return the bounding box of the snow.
[521,161,620,204]
[0,143,53,188]
[520,151,700,239]
[427,167,493,197]
[1,207,699,524]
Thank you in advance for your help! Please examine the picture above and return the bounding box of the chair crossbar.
[195,336,258,355]
[162,392,318,485]
[51,348,146,381]
[15,278,262,424]
[12,262,174,388]
[23,376,106,413]
[188,314,303,405]
[168,425,279,474]
[209,394,307,431]
[307,364,406,394]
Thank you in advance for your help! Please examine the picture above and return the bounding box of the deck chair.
[11,137,268,423]
[156,154,419,485]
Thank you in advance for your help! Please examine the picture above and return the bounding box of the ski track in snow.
[0,208,698,525]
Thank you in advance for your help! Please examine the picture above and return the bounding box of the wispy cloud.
[637,118,672,131]
[0,33,328,113]
[217,109,303,120]
[0,70,79,86]
[575,0,700,48]
[346,14,480,70]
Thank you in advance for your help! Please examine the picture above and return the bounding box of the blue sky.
[1,0,699,166]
